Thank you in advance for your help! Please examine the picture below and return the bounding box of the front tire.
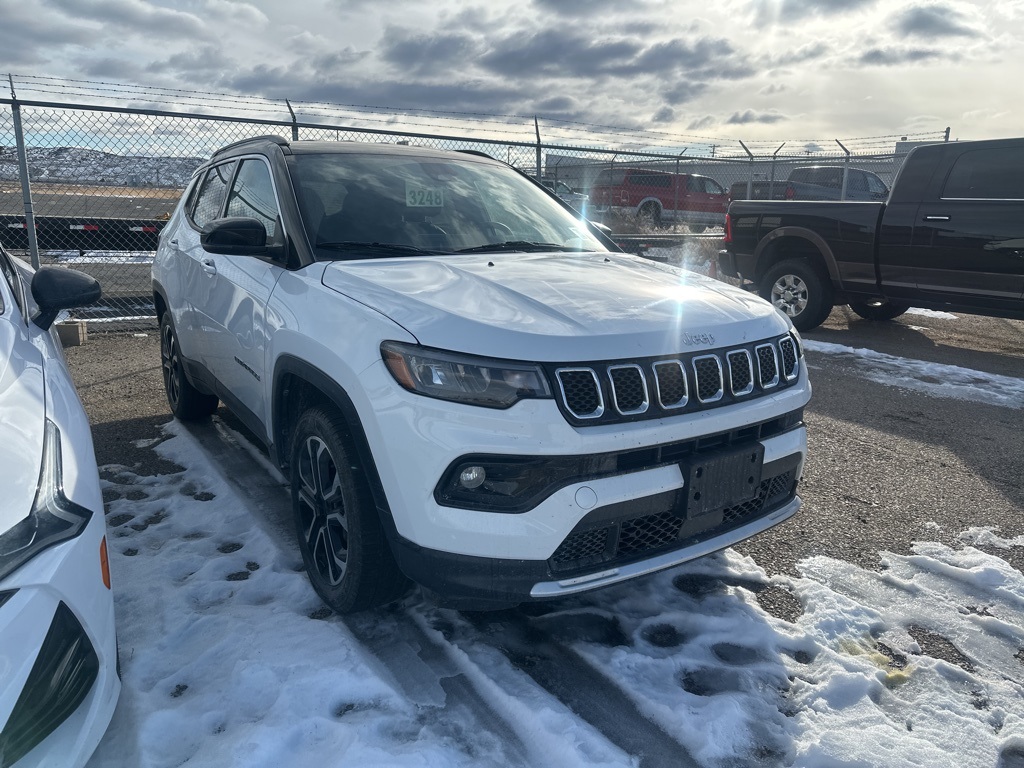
[638,202,661,229]
[848,299,910,322]
[290,406,408,614]
[160,313,218,420]
[758,259,834,331]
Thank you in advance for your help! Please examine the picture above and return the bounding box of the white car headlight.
[0,420,94,583]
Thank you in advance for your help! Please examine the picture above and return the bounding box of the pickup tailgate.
[725,200,885,292]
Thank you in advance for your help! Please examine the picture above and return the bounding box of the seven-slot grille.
[552,334,801,425]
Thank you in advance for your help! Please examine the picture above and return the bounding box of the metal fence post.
[673,155,680,217]
[769,142,786,199]
[286,100,299,141]
[9,77,40,269]
[738,140,754,199]
[534,117,542,181]
[836,139,851,200]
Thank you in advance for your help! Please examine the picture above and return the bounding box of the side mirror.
[31,267,102,330]
[201,217,284,259]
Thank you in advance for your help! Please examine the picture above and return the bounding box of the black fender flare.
[152,278,169,317]
[753,226,842,289]
[271,355,399,539]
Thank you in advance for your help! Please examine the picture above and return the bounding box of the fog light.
[459,466,487,489]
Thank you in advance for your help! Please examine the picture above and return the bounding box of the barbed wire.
[7,74,948,157]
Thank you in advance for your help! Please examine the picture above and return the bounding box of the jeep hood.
[321,252,789,361]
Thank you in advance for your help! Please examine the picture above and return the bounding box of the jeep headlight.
[381,341,552,408]
[0,420,94,583]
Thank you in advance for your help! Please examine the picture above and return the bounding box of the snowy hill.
[0,145,204,188]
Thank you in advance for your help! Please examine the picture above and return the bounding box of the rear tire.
[290,406,409,614]
[848,299,910,322]
[758,259,834,332]
[638,202,661,229]
[160,313,218,420]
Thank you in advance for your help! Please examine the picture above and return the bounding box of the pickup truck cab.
[721,137,1024,330]
[729,166,889,202]
[590,167,728,232]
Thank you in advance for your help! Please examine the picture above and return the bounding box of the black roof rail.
[456,149,495,160]
[211,134,290,159]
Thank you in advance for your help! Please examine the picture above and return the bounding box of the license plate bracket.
[683,444,765,517]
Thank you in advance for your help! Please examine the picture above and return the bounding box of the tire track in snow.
[187,417,693,765]
[184,419,537,767]
[451,608,702,768]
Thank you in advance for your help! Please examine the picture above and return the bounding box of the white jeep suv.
[152,136,810,613]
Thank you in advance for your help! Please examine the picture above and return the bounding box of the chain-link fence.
[0,77,949,328]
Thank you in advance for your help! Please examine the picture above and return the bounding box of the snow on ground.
[47,250,155,264]
[905,308,958,320]
[804,340,1024,409]
[86,418,1024,768]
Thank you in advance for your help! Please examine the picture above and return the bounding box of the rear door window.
[706,178,725,195]
[942,147,1024,200]
[867,174,888,196]
[190,161,237,228]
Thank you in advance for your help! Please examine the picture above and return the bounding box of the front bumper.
[0,512,119,768]
[356,352,809,604]
[393,452,801,608]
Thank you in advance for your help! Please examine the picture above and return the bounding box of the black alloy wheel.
[160,313,218,420]
[295,433,350,588]
[290,406,408,614]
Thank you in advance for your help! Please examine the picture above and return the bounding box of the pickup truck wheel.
[159,313,218,420]
[759,259,834,331]
[638,202,661,229]
[290,406,409,614]
[848,299,910,321]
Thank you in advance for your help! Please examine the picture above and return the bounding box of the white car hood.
[0,322,45,536]
[322,252,789,360]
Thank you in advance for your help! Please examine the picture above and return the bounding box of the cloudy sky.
[1,0,1021,148]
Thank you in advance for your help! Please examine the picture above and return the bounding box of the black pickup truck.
[720,137,1024,331]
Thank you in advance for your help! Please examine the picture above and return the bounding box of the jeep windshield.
[287,150,608,259]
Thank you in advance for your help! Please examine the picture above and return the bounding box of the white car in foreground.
[0,247,119,768]
[153,137,810,614]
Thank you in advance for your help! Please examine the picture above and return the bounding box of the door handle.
[923,215,951,221]
[201,258,217,275]
[169,239,179,246]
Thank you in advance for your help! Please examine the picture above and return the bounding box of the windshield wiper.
[316,241,443,256]
[455,241,589,254]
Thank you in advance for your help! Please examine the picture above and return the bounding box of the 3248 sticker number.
[406,185,444,207]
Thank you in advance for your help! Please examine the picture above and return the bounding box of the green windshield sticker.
[405,183,444,207]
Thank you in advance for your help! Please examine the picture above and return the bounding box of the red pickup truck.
[589,167,729,232]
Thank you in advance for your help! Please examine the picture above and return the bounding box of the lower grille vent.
[550,467,797,575]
